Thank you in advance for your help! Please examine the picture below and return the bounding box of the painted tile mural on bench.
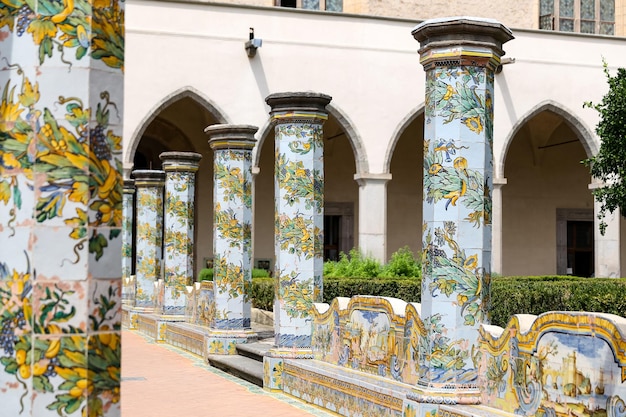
[213,148,253,329]
[312,296,424,385]
[274,122,324,348]
[477,312,626,417]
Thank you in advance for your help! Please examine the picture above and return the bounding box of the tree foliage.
[584,62,626,234]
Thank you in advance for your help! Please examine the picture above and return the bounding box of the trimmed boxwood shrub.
[250,275,626,328]
[198,267,270,282]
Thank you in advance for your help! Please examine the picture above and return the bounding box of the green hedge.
[250,275,626,328]
[198,268,270,282]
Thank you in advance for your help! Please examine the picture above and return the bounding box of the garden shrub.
[250,277,274,311]
[250,273,626,329]
[198,268,213,281]
[380,246,421,278]
[323,249,383,278]
[198,268,270,282]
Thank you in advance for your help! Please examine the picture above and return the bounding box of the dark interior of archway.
[130,96,220,279]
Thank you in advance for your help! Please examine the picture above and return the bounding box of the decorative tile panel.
[412,18,513,389]
[132,170,165,310]
[205,125,257,338]
[265,92,331,354]
[160,152,202,316]
[0,0,124,412]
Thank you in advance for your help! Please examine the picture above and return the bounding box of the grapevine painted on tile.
[422,221,488,326]
[0,67,123,261]
[0,0,124,69]
[0,257,120,417]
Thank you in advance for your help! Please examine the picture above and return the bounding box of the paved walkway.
[121,330,336,417]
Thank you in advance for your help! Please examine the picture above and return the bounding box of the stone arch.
[498,100,597,179]
[252,102,368,175]
[126,86,230,172]
[383,104,425,174]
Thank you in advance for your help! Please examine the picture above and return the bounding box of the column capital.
[205,124,258,150]
[159,151,202,172]
[123,179,135,194]
[132,169,166,187]
[412,17,514,71]
[354,173,392,186]
[493,177,507,187]
[265,91,332,124]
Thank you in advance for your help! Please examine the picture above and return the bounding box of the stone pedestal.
[132,170,165,310]
[204,125,258,354]
[411,17,513,396]
[263,92,332,389]
[160,152,202,315]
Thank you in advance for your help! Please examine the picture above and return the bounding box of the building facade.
[123,0,626,278]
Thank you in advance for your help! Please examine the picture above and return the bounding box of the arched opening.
[502,106,594,277]
[386,111,424,259]
[129,93,226,278]
[253,113,359,265]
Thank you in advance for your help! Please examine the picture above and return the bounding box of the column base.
[206,328,257,355]
[122,305,154,330]
[263,347,314,391]
[135,312,187,342]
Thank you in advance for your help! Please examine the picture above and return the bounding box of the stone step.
[236,340,272,362]
[206,354,264,387]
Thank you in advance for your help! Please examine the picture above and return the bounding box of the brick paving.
[121,330,335,417]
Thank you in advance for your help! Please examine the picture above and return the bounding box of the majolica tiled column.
[263,92,331,389]
[204,125,257,354]
[132,170,165,310]
[411,18,513,395]
[0,0,124,413]
[160,152,202,316]
[122,179,136,305]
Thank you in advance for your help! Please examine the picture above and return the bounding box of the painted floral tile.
[31,280,88,334]
[88,279,120,332]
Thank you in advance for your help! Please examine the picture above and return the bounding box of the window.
[276,0,343,12]
[539,0,614,35]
